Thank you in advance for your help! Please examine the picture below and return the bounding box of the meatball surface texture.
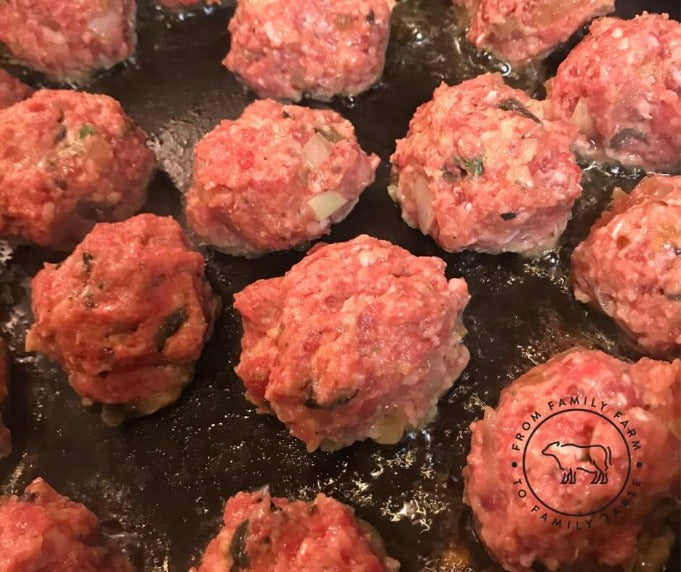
[572,175,681,356]
[0,478,134,572]
[0,90,155,250]
[234,234,470,451]
[0,0,136,81]
[26,214,219,422]
[187,99,379,256]
[192,490,399,572]
[546,13,681,172]
[454,0,614,64]
[390,74,581,255]
[0,69,32,109]
[464,349,681,571]
[224,0,394,101]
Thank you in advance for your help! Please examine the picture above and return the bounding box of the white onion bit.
[308,191,349,221]
[411,174,435,234]
[571,98,596,138]
[88,10,120,37]
[301,133,334,169]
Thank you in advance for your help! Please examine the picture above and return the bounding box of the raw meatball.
[0,0,136,81]
[192,490,399,572]
[454,0,614,65]
[25,214,219,424]
[572,175,681,356]
[224,0,394,101]
[546,13,681,172]
[186,99,379,256]
[389,74,582,255]
[464,349,681,571]
[0,69,31,109]
[234,234,470,451]
[0,90,156,251]
[0,477,133,571]
[0,339,10,458]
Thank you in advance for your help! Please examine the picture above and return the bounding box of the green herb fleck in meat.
[155,306,188,353]
[79,124,96,139]
[459,157,484,177]
[366,9,375,23]
[500,212,517,220]
[230,520,250,572]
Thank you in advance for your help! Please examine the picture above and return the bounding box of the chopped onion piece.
[88,10,120,37]
[411,174,434,234]
[373,410,408,445]
[301,132,334,169]
[571,97,596,138]
[308,191,349,221]
[611,187,628,203]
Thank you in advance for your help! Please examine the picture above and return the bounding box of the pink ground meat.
[0,478,133,571]
[572,175,681,356]
[234,234,470,451]
[186,99,379,256]
[0,0,136,81]
[454,0,614,65]
[25,214,219,423]
[0,339,9,458]
[464,349,681,571]
[0,90,155,251]
[192,490,399,572]
[224,0,394,101]
[0,69,32,110]
[389,73,582,255]
[546,13,681,172]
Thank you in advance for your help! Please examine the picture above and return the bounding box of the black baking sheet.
[0,1,680,570]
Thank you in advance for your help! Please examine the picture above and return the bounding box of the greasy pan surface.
[0,0,679,570]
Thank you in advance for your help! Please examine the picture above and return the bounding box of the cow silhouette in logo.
[541,441,612,484]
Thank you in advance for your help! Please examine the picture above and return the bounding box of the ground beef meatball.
[0,69,31,110]
[192,490,399,572]
[389,73,582,255]
[0,339,10,458]
[223,0,394,101]
[234,235,470,451]
[546,13,681,172]
[464,349,680,571]
[0,90,155,251]
[186,99,379,256]
[572,175,681,356]
[0,478,133,571]
[0,0,136,81]
[454,0,614,65]
[25,214,219,424]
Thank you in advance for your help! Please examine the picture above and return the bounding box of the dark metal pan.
[0,1,679,570]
